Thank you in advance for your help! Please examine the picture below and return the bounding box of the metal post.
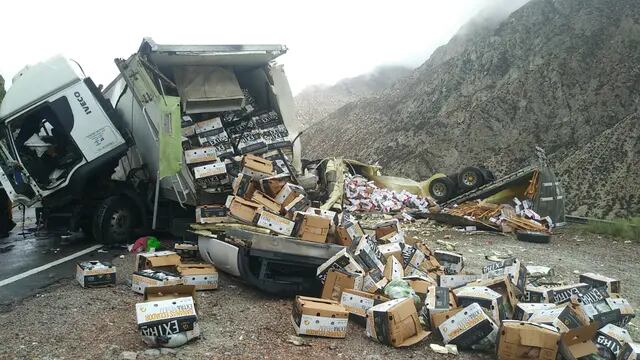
[152,171,160,229]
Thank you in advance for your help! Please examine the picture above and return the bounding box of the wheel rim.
[109,208,132,241]
[462,171,477,186]
[432,182,447,197]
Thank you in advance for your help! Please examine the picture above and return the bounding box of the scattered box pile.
[343,175,438,213]
[283,217,638,357]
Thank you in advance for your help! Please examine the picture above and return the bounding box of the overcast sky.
[2,0,503,94]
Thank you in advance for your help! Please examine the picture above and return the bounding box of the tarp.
[158,96,182,179]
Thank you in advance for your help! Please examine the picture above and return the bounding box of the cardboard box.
[184,146,218,165]
[618,342,640,360]
[291,296,349,338]
[434,250,464,275]
[321,269,363,301]
[316,248,365,284]
[135,251,182,273]
[526,285,554,303]
[423,286,458,329]
[548,283,591,304]
[454,285,507,324]
[513,303,558,321]
[403,275,437,302]
[228,196,262,224]
[378,242,404,264]
[595,324,632,359]
[181,124,196,137]
[194,117,223,134]
[194,205,227,224]
[241,154,273,179]
[293,212,331,243]
[336,220,365,247]
[131,269,183,294]
[178,263,218,290]
[76,261,116,288]
[362,269,389,294]
[528,305,589,333]
[379,231,405,244]
[472,276,519,319]
[438,302,498,348]
[274,183,305,206]
[558,323,599,360]
[251,191,281,214]
[430,307,464,331]
[192,161,227,180]
[283,194,310,218]
[580,273,620,295]
[174,242,199,259]
[482,258,527,295]
[254,209,295,236]
[259,173,291,197]
[440,274,481,289]
[374,220,401,240]
[497,320,560,360]
[340,289,389,318]
[383,256,405,281]
[366,298,430,347]
[574,287,623,327]
[135,285,199,346]
[606,297,635,327]
[232,173,256,200]
[353,235,386,273]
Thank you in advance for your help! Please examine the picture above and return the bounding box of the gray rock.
[119,351,138,360]
[143,349,161,357]
[160,348,177,355]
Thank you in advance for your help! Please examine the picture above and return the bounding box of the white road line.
[0,244,103,287]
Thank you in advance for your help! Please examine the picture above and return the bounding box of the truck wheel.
[429,177,456,202]
[457,166,484,191]
[92,196,139,244]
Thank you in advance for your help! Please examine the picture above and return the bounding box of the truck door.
[0,126,39,205]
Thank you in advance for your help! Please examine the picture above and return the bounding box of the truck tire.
[457,166,484,191]
[429,177,456,202]
[92,196,139,244]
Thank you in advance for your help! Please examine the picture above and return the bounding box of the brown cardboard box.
[321,269,363,301]
[173,242,199,259]
[177,263,218,290]
[340,289,389,318]
[404,275,437,302]
[378,242,404,264]
[558,323,599,360]
[472,276,519,319]
[259,173,292,197]
[254,209,296,236]
[294,212,331,243]
[497,321,561,360]
[375,220,400,240]
[131,269,183,294]
[528,304,590,333]
[251,191,281,214]
[192,161,227,180]
[336,220,365,247]
[378,231,405,244]
[274,183,306,206]
[618,342,640,360]
[232,173,257,200]
[383,256,405,281]
[362,269,389,294]
[241,154,273,179]
[283,194,310,219]
[316,248,366,284]
[434,250,464,274]
[228,196,262,224]
[513,303,558,321]
[135,251,182,273]
[423,286,458,329]
[366,298,430,347]
[595,324,633,359]
[439,274,481,289]
[76,261,116,288]
[291,296,349,338]
[430,307,463,330]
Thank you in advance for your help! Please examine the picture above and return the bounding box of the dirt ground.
[0,220,638,360]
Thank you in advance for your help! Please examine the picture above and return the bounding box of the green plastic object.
[146,236,160,252]
[383,279,421,308]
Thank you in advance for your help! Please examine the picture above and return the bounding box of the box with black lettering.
[594,324,632,359]
[135,285,200,347]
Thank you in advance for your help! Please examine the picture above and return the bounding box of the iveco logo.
[74,91,92,115]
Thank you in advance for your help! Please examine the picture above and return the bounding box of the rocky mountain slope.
[302,0,640,218]
[294,66,411,128]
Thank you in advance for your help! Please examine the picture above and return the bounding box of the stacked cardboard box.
[133,251,218,292]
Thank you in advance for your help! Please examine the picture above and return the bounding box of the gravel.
[0,221,637,359]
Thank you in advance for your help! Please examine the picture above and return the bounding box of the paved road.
[0,208,123,308]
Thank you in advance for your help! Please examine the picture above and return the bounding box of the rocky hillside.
[302,0,640,218]
[294,66,411,128]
